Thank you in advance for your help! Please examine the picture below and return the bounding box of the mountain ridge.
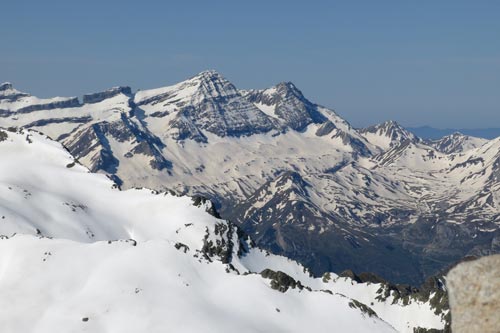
[408,126,500,140]
[0,70,498,286]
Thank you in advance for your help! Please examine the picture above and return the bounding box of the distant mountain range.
[407,126,500,140]
[1,71,498,288]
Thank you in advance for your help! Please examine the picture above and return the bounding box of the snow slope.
[0,128,446,332]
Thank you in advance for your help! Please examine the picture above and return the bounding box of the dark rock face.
[0,90,80,116]
[0,82,13,91]
[82,86,132,104]
[348,300,378,318]
[0,83,80,114]
[130,141,172,171]
[372,275,450,331]
[331,130,372,157]
[373,140,413,165]
[16,97,80,114]
[200,220,246,265]
[360,120,417,148]
[486,155,500,184]
[174,242,190,253]
[168,115,208,143]
[0,130,7,142]
[135,71,277,140]
[243,82,327,131]
[339,270,362,283]
[0,83,30,104]
[63,116,171,174]
[413,328,445,333]
[176,71,276,138]
[0,94,30,103]
[427,132,484,154]
[64,122,120,173]
[191,196,222,219]
[23,116,92,128]
[315,120,336,136]
[260,269,304,292]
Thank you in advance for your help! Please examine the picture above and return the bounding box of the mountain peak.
[242,81,327,131]
[0,82,13,91]
[186,70,239,98]
[136,69,276,139]
[275,81,298,91]
[360,120,417,150]
[363,120,412,135]
[380,119,402,128]
[429,131,487,154]
[386,120,397,125]
[191,69,226,83]
[449,131,466,137]
[274,81,308,100]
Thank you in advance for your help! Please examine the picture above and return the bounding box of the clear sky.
[2,0,499,128]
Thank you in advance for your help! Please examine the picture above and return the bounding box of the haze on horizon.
[2,0,499,129]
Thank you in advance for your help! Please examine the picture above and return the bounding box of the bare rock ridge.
[427,132,488,154]
[360,120,417,150]
[82,86,132,104]
[0,82,13,91]
[446,254,500,333]
[242,81,327,131]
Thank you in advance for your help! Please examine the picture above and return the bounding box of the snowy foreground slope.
[0,129,445,333]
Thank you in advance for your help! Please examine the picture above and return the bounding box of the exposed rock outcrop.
[83,86,132,104]
[446,254,500,333]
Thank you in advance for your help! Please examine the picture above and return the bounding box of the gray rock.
[178,71,275,138]
[243,82,327,131]
[16,97,80,113]
[360,120,417,148]
[168,114,208,143]
[83,86,132,104]
[331,129,371,157]
[315,120,336,136]
[446,254,500,333]
[427,132,486,154]
[0,82,13,91]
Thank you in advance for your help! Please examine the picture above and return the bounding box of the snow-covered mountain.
[0,128,447,333]
[1,71,498,286]
[427,132,488,154]
[241,81,327,131]
[360,120,418,150]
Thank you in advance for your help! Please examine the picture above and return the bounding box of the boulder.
[446,254,500,333]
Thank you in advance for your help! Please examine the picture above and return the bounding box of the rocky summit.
[1,70,499,285]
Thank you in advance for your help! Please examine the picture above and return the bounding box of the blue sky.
[1,0,499,128]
